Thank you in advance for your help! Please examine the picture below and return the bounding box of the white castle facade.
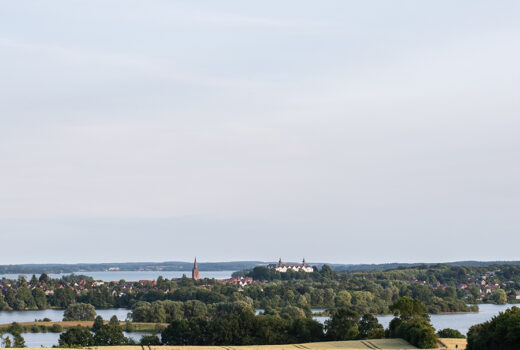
[267,258,314,273]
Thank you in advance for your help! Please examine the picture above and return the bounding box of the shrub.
[140,335,162,345]
[154,323,166,334]
[7,322,23,334]
[124,321,135,332]
[50,324,63,333]
[437,328,465,338]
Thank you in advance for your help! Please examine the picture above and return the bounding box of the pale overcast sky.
[1,1,519,265]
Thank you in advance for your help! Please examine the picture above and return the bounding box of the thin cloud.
[0,37,275,90]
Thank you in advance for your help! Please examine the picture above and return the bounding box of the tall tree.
[325,307,359,340]
[12,333,25,348]
[358,313,384,339]
[92,315,104,333]
[93,316,128,345]
[59,326,94,347]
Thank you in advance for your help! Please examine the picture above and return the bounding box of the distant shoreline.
[2,260,520,275]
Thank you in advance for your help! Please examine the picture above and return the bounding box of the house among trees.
[267,258,314,273]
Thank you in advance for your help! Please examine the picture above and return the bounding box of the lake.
[5,331,149,348]
[313,304,516,336]
[0,308,131,324]
[0,308,138,347]
[0,270,234,282]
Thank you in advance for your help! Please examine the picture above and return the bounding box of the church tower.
[192,257,199,280]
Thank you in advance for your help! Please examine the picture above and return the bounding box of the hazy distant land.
[2,260,520,274]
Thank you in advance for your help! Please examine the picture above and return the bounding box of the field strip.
[11,338,426,350]
[360,341,376,349]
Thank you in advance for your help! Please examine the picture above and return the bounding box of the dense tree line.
[131,300,255,323]
[2,264,519,317]
[1,297,440,349]
[160,306,388,346]
[466,306,520,350]
[0,321,63,335]
[58,316,128,347]
[161,312,323,345]
[157,297,438,348]
[240,266,479,315]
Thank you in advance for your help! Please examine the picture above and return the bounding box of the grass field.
[13,339,420,350]
[437,338,467,350]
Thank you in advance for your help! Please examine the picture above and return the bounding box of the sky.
[0,1,519,265]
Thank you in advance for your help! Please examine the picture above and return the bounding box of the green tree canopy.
[467,306,520,350]
[12,332,25,348]
[63,302,96,321]
[59,326,94,347]
[358,313,384,339]
[388,297,437,349]
[92,315,104,333]
[325,307,359,340]
[437,328,465,338]
[93,315,128,346]
[390,296,428,320]
[492,289,507,305]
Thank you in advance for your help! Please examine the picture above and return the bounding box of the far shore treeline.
[3,260,520,274]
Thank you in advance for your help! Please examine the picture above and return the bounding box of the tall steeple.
[192,257,199,280]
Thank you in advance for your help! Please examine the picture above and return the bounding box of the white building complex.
[267,258,314,273]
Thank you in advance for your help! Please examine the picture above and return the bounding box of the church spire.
[192,257,199,280]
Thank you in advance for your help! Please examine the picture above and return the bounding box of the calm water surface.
[0,308,131,324]
[1,270,234,281]
[11,331,148,348]
[0,308,141,348]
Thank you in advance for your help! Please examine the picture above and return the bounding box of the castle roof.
[267,258,310,269]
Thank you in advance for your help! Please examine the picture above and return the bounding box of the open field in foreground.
[17,339,420,350]
[437,338,467,350]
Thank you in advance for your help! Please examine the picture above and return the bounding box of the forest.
[2,264,519,316]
